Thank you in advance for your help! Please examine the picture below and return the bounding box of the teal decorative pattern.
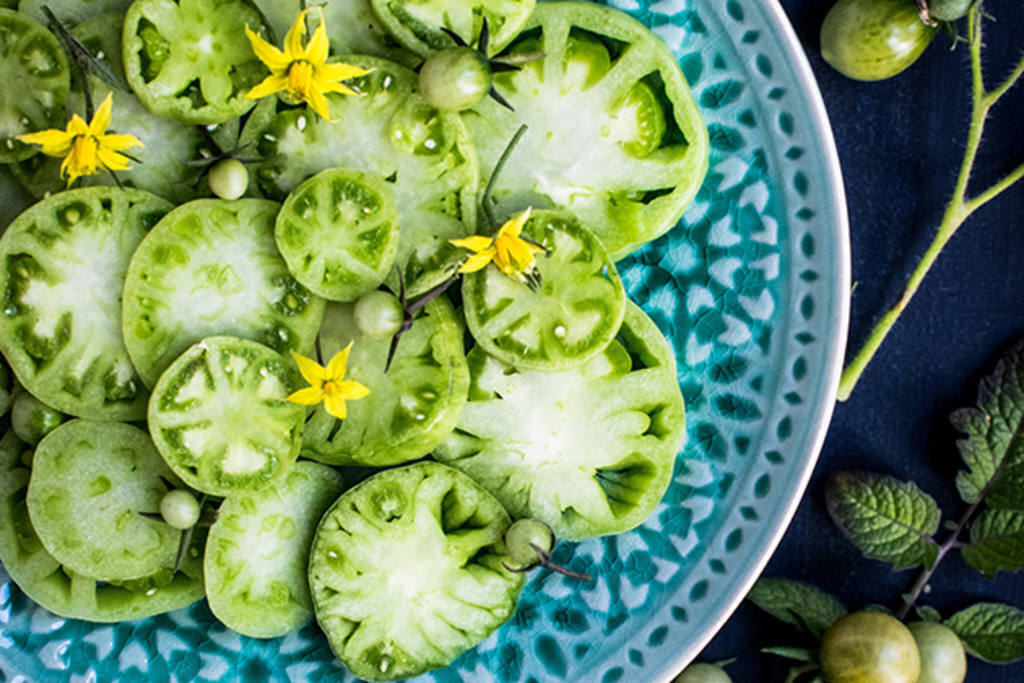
[0,0,847,681]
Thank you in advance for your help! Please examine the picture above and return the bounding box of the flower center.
[322,380,338,397]
[69,135,100,173]
[287,60,315,100]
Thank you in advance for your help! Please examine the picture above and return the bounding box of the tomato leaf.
[945,602,1024,663]
[916,605,943,623]
[825,471,941,570]
[952,338,1024,509]
[760,646,818,663]
[746,577,847,639]
[961,508,1024,579]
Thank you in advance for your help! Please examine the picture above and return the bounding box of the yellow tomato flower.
[451,208,545,283]
[17,93,142,187]
[245,8,371,121]
[286,343,370,420]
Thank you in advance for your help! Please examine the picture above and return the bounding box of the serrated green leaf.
[946,602,1024,663]
[953,339,1024,508]
[961,508,1024,579]
[825,472,941,571]
[747,578,846,638]
[761,646,817,663]
[916,605,943,623]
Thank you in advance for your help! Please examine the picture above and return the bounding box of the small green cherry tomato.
[927,0,973,21]
[820,612,921,683]
[505,518,554,566]
[11,392,65,445]
[208,158,249,200]
[673,662,733,683]
[908,621,967,683]
[160,489,201,530]
[821,0,938,81]
[353,290,404,339]
[419,47,492,111]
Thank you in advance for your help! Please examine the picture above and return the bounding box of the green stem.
[837,8,1024,401]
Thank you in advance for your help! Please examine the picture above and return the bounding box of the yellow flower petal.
[304,10,330,63]
[499,208,532,239]
[290,350,327,386]
[450,235,494,252]
[284,9,310,59]
[88,93,114,137]
[325,342,353,381]
[245,24,290,73]
[459,248,497,273]
[335,380,370,401]
[318,61,373,83]
[246,73,289,100]
[17,128,73,156]
[286,386,326,406]
[66,114,89,137]
[100,133,144,152]
[96,147,131,171]
[305,86,331,121]
[323,391,348,420]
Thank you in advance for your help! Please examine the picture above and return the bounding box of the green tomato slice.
[276,168,400,302]
[26,420,184,581]
[204,460,344,638]
[0,9,71,163]
[301,296,468,467]
[121,0,268,124]
[18,0,133,26]
[308,461,524,681]
[0,187,172,420]
[370,0,536,57]
[0,428,205,622]
[148,335,305,497]
[435,301,685,540]
[464,2,709,260]
[122,198,325,388]
[462,209,625,372]
[252,55,479,297]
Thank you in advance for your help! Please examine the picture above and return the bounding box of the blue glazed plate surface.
[0,0,848,680]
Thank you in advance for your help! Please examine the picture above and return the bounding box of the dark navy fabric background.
[686,1,1024,680]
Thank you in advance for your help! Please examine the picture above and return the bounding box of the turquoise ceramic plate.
[0,0,849,680]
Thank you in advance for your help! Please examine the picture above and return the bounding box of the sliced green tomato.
[10,392,65,444]
[465,2,709,260]
[122,0,267,124]
[301,296,468,467]
[276,168,400,302]
[0,428,206,622]
[319,0,417,67]
[18,0,133,26]
[205,460,344,638]
[253,55,479,297]
[370,0,536,57]
[436,301,686,541]
[0,9,71,163]
[26,420,184,581]
[148,336,305,497]
[122,198,325,388]
[0,187,172,420]
[309,461,524,681]
[462,210,625,372]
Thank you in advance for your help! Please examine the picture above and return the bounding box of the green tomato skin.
[353,290,404,339]
[820,612,921,683]
[10,393,64,445]
[908,621,967,683]
[821,0,938,81]
[928,0,973,21]
[673,662,733,683]
[418,47,492,111]
[208,159,249,200]
[160,489,201,530]
[0,362,11,416]
[505,518,554,565]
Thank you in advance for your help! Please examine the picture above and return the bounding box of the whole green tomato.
[820,611,920,683]
[927,0,973,21]
[908,621,967,683]
[821,0,938,81]
[418,47,492,111]
[673,662,733,682]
